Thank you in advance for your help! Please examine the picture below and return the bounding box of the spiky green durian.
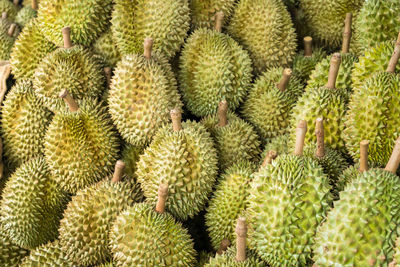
[0,22,18,60]
[15,5,36,28]
[242,67,304,143]
[0,158,69,249]
[44,96,119,194]
[108,39,182,146]
[111,0,190,59]
[179,22,253,117]
[1,79,53,168]
[93,29,121,68]
[205,246,265,267]
[0,225,29,267]
[189,0,235,30]
[121,144,144,179]
[37,0,112,46]
[0,0,18,20]
[227,0,297,74]
[10,18,56,79]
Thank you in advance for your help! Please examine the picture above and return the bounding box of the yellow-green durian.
[93,29,121,68]
[0,21,18,60]
[0,224,29,267]
[189,0,235,30]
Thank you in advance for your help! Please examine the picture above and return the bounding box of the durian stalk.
[59,89,79,112]
[341,13,353,54]
[326,53,342,89]
[315,118,325,158]
[214,11,224,33]
[7,24,16,37]
[276,68,292,92]
[235,217,247,262]
[13,0,18,6]
[304,36,313,57]
[155,183,169,213]
[384,137,400,174]
[170,108,182,132]
[217,239,230,255]
[218,100,228,127]
[261,150,277,168]
[143,37,153,60]
[0,137,3,180]
[1,12,7,20]
[31,0,38,10]
[111,160,126,183]
[294,120,307,156]
[359,140,369,172]
[104,67,112,88]
[62,27,73,49]
[0,62,11,106]
[386,32,400,73]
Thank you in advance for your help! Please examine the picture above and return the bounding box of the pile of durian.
[0,0,400,266]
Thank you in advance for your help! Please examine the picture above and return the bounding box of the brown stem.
[326,53,341,89]
[7,24,16,37]
[0,137,3,180]
[294,120,307,156]
[143,37,153,59]
[304,36,313,57]
[384,137,400,174]
[341,13,353,54]
[155,183,168,213]
[62,27,73,49]
[235,217,247,262]
[261,150,277,168]
[0,62,10,107]
[170,108,182,132]
[104,67,112,88]
[1,12,7,20]
[214,11,224,33]
[111,160,125,183]
[359,140,369,172]
[59,89,79,112]
[31,0,38,10]
[13,0,18,6]
[218,100,228,127]
[276,68,292,92]
[386,42,400,74]
[315,118,325,158]
[217,239,230,255]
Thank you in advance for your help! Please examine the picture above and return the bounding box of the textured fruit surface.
[110,203,197,266]
[121,144,144,179]
[292,47,327,83]
[204,246,266,267]
[137,121,218,220]
[190,0,235,30]
[15,6,36,28]
[313,168,400,266]
[0,20,18,60]
[0,225,29,267]
[336,162,379,193]
[261,134,291,160]
[0,0,18,20]
[93,29,121,68]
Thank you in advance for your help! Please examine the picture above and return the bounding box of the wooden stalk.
[276,68,292,92]
[155,183,168,213]
[304,36,313,57]
[359,140,369,172]
[1,12,7,20]
[104,67,112,88]
[261,150,277,168]
[111,160,125,183]
[341,13,353,54]
[170,109,182,132]
[217,100,228,127]
[315,118,325,158]
[386,38,400,74]
[143,37,153,59]
[326,53,342,89]
[13,0,18,6]
[7,24,16,37]
[0,61,10,107]
[62,27,73,49]
[384,138,400,174]
[217,239,230,255]
[214,11,224,33]
[59,89,79,112]
[31,0,38,10]
[294,120,307,156]
[235,217,247,262]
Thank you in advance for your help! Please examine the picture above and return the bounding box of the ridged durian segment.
[37,0,112,46]
[1,80,53,168]
[179,28,252,117]
[343,72,400,167]
[227,0,297,74]
[0,20,18,60]
[108,53,182,146]
[93,29,121,68]
[44,99,120,194]
[0,0,18,20]
[10,19,56,79]
[111,0,190,59]
[137,121,218,220]
[0,225,29,267]
[189,0,235,30]
[110,203,197,266]
[204,246,265,267]
[292,47,327,83]
[0,158,69,250]
[242,67,304,143]
[59,179,143,266]
[121,144,144,179]
[313,168,400,265]
[247,155,332,266]
[205,161,257,250]
[19,240,75,267]
[201,112,261,170]
[33,46,105,112]
[15,6,36,28]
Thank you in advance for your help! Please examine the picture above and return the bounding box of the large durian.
[190,0,235,30]
[227,0,297,74]
[0,224,29,267]
[93,28,121,68]
[14,0,36,28]
[0,21,18,60]
[137,109,218,220]
[44,90,119,194]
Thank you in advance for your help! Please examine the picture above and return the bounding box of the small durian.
[201,101,261,170]
[110,184,197,266]
[0,157,69,249]
[0,0,18,20]
[227,0,297,74]
[93,28,121,68]
[179,12,252,117]
[189,0,235,30]
[0,224,29,267]
[14,0,36,28]
[44,90,119,194]
[0,22,18,60]
[137,109,218,220]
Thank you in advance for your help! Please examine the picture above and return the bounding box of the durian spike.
[218,100,228,127]
[170,108,182,132]
[7,24,16,37]
[216,239,230,255]
[384,137,400,174]
[62,27,73,49]
[13,0,18,6]
[31,0,38,10]
[235,217,247,262]
[359,140,369,172]
[276,68,292,92]
[111,160,126,183]
[104,67,112,88]
[315,118,325,158]
[326,53,341,89]
[143,37,153,59]
[261,150,277,168]
[155,183,169,213]
[214,11,224,33]
[1,12,7,20]
[59,89,79,112]
[386,33,400,73]
[341,13,353,54]
[304,36,313,57]
[294,120,307,156]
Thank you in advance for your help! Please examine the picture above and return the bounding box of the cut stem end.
[315,118,325,158]
[304,36,313,57]
[341,13,353,54]
[214,11,224,33]
[59,89,79,112]
[217,239,231,255]
[294,120,307,156]
[111,160,125,183]
[62,27,73,49]
[143,37,153,59]
[384,138,400,174]
[155,183,168,213]
[359,140,369,172]
[235,217,247,262]
[217,100,228,127]
[276,68,292,92]
[326,53,342,89]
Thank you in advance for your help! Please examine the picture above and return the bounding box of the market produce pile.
[1,0,400,266]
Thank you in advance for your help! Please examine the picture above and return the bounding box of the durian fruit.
[37,0,112,46]
[343,42,400,167]
[1,79,53,168]
[313,139,400,266]
[44,90,119,194]
[242,67,304,143]
[108,38,182,146]
[0,157,69,249]
[9,18,57,79]
[121,144,144,179]
[246,121,332,266]
[109,184,197,266]
[137,109,218,220]
[58,161,143,266]
[205,161,257,250]
[291,53,348,152]
[179,12,253,117]
[34,27,105,112]
[111,0,190,59]
[93,29,121,68]
[201,101,261,170]
[0,224,29,267]
[14,0,36,28]
[189,0,235,30]
[0,0,18,20]
[0,22,18,60]
[261,134,291,158]
[205,218,266,267]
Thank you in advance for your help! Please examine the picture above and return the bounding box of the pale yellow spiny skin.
[93,28,121,68]
[204,246,266,267]
[189,0,236,30]
[0,224,29,267]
